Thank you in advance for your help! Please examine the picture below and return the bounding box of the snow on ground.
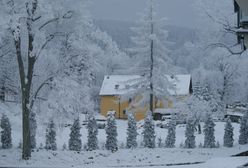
[1,146,248,168]
[0,102,248,167]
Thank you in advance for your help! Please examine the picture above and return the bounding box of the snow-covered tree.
[180,95,210,134]
[142,112,156,148]
[127,0,172,113]
[126,113,138,149]
[87,115,98,151]
[165,117,176,148]
[105,112,118,152]
[191,0,242,108]
[0,32,18,102]
[193,66,226,116]
[223,117,234,147]
[41,0,129,124]
[0,114,12,149]
[69,118,82,151]
[0,0,73,159]
[239,112,248,145]
[45,120,57,151]
[193,81,203,100]
[0,0,129,158]
[193,0,235,41]
[30,111,37,149]
[203,114,216,148]
[184,118,196,148]
[201,85,212,102]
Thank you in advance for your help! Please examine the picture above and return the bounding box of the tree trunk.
[20,1,38,159]
[13,26,31,159]
[198,124,202,134]
[0,86,5,101]
[149,3,154,114]
[22,90,31,159]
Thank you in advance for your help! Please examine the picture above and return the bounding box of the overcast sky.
[89,0,198,28]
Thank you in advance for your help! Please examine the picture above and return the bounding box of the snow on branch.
[39,10,74,31]
[207,43,245,55]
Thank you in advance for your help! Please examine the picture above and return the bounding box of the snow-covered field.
[1,146,248,168]
[0,102,248,168]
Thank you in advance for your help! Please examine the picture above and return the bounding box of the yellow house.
[99,75,192,121]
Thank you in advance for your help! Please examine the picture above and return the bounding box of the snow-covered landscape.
[0,102,248,167]
[1,0,248,167]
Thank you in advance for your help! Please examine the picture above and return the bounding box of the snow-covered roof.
[99,75,192,96]
[99,75,141,96]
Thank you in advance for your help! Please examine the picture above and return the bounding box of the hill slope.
[94,19,198,50]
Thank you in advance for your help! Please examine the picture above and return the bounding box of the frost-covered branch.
[38,11,73,30]
[29,76,53,110]
[207,43,244,55]
[36,32,65,61]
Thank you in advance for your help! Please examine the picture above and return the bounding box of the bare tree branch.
[206,43,244,55]
[0,50,11,58]
[62,10,74,19]
[32,15,41,22]
[29,76,53,110]
[39,11,74,30]
[39,17,59,30]
[35,32,65,61]
[203,8,237,35]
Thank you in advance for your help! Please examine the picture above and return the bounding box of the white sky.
[89,0,198,28]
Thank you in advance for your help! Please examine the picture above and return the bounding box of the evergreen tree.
[126,113,138,149]
[223,117,234,147]
[142,112,156,148]
[45,120,57,151]
[69,118,82,151]
[203,114,216,148]
[105,112,118,152]
[30,111,37,149]
[165,118,176,148]
[193,81,203,100]
[87,115,98,151]
[193,83,211,102]
[128,0,172,113]
[184,118,196,148]
[239,112,248,145]
[202,85,211,102]
[0,114,12,149]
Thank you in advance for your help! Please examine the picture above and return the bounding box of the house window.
[123,109,126,115]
